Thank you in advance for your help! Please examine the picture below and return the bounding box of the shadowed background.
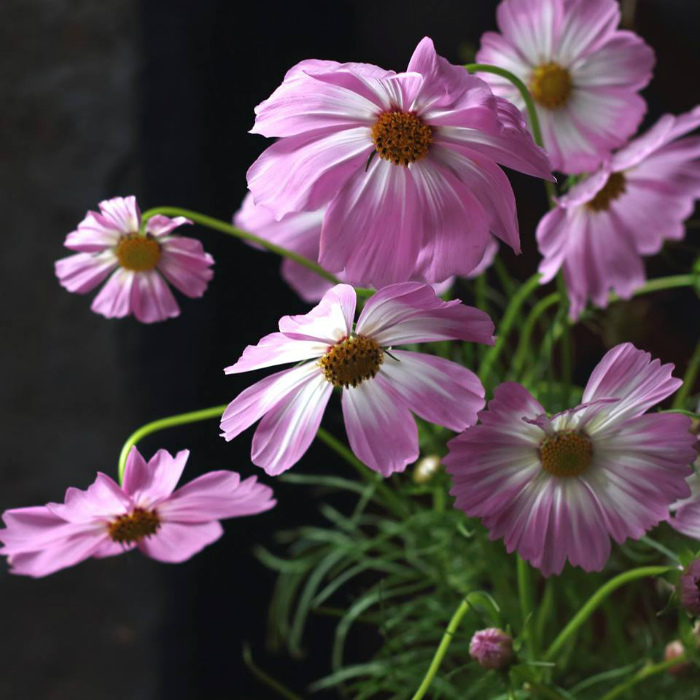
[1,1,699,698]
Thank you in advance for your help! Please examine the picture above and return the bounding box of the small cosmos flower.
[537,107,700,319]
[234,192,498,303]
[55,196,214,323]
[469,628,514,670]
[669,468,700,542]
[477,0,655,173]
[0,447,275,577]
[445,343,696,577]
[679,559,700,617]
[247,37,552,288]
[221,283,494,477]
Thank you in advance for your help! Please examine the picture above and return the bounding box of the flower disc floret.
[115,234,162,271]
[319,335,384,388]
[586,172,627,212]
[540,431,592,478]
[530,63,572,110]
[371,111,433,166]
[108,507,161,544]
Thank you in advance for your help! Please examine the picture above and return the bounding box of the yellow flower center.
[115,234,161,271]
[530,63,573,110]
[371,111,433,166]
[540,431,593,478]
[319,335,384,389]
[586,172,627,212]
[108,508,161,544]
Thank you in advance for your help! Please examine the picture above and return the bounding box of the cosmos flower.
[669,468,700,541]
[679,559,700,617]
[221,283,494,477]
[469,628,514,670]
[537,107,700,319]
[247,37,552,288]
[476,0,654,173]
[445,343,696,576]
[234,192,498,302]
[55,196,214,323]
[0,447,275,577]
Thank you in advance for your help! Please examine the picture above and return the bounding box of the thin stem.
[117,405,227,483]
[141,206,342,287]
[511,292,560,379]
[544,566,671,663]
[479,273,542,385]
[622,274,697,300]
[598,654,687,700]
[315,427,410,517]
[410,596,471,700]
[464,63,556,202]
[517,556,536,658]
[672,337,700,409]
[242,643,305,700]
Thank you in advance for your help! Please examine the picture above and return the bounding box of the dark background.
[1,1,699,698]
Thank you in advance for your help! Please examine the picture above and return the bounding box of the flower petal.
[48,473,131,524]
[90,268,136,319]
[157,237,214,298]
[144,214,192,237]
[122,448,189,507]
[129,270,180,324]
[138,521,223,563]
[55,251,118,294]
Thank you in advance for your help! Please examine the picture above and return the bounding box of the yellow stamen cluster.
[108,508,161,544]
[530,62,573,110]
[319,335,384,389]
[371,111,433,166]
[586,172,627,212]
[540,430,593,478]
[115,234,162,271]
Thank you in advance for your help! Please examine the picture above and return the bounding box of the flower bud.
[680,559,700,617]
[664,640,690,675]
[413,455,441,484]
[469,627,513,670]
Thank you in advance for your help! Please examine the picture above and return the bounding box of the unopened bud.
[469,627,513,670]
[664,640,690,675]
[680,559,700,617]
[413,455,441,484]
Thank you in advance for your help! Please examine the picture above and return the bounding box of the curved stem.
[672,337,700,409]
[544,566,671,663]
[517,556,536,658]
[117,404,227,483]
[410,596,471,700]
[464,63,556,203]
[598,654,687,700]
[624,274,697,300]
[512,292,560,379]
[479,273,542,385]
[141,206,341,287]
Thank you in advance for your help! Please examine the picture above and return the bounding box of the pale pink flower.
[537,107,700,319]
[445,343,696,576]
[477,0,655,173]
[221,283,494,477]
[247,37,552,288]
[0,447,275,577]
[234,192,497,303]
[669,469,700,541]
[55,196,214,323]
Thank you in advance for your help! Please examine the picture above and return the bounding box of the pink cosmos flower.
[445,343,696,576]
[0,447,275,577]
[669,469,700,541]
[537,107,700,318]
[234,192,498,303]
[55,196,215,323]
[477,0,655,173]
[221,283,494,477]
[247,37,552,288]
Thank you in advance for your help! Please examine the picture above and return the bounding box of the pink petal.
[318,158,424,287]
[159,473,275,522]
[247,125,371,220]
[582,343,682,429]
[495,0,563,66]
[157,237,214,298]
[64,213,122,252]
[98,196,141,233]
[48,473,131,524]
[129,271,180,324]
[225,332,327,375]
[220,363,322,441]
[90,268,136,319]
[137,521,223,563]
[356,282,494,346]
[55,252,118,294]
[122,448,189,507]
[144,214,192,237]
[0,507,85,552]
[341,376,419,477]
[251,372,333,475]
[556,0,621,63]
[379,350,485,431]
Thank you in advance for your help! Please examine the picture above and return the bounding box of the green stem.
[555,274,573,404]
[315,427,410,518]
[672,337,700,409]
[464,63,556,202]
[242,643,305,700]
[141,206,342,287]
[511,292,560,379]
[544,566,671,663]
[618,274,697,301]
[117,405,227,483]
[598,654,688,700]
[479,273,542,385]
[517,556,536,658]
[410,596,471,700]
